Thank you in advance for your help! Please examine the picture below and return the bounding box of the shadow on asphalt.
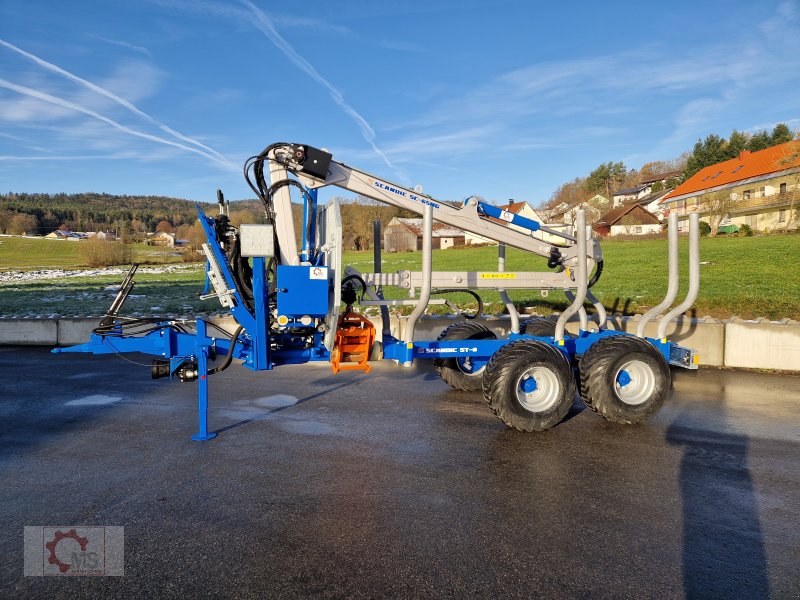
[667,410,769,599]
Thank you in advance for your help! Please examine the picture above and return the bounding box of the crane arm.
[263,143,602,270]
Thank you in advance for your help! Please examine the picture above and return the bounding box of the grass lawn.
[0,235,186,270]
[0,233,798,319]
[343,233,800,320]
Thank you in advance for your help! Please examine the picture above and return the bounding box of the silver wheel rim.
[614,359,656,405]
[457,356,485,377]
[515,366,561,413]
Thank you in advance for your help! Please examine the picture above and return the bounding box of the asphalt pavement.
[1,346,799,599]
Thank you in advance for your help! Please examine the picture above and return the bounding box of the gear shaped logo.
[45,528,89,573]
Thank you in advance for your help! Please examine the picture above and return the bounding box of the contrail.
[0,37,236,169]
[240,0,396,172]
[0,78,235,168]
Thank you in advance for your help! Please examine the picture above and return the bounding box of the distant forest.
[0,191,415,250]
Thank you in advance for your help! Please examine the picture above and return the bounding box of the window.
[757,186,766,198]
[743,189,753,200]
[779,210,786,223]
[731,165,744,174]
[635,226,642,234]
[780,182,787,194]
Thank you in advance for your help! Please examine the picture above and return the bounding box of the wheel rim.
[614,359,656,405]
[456,356,486,376]
[514,366,561,413]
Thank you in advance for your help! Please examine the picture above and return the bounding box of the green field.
[0,236,186,270]
[343,234,800,319]
[0,234,798,319]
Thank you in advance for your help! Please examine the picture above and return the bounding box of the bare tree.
[701,190,742,235]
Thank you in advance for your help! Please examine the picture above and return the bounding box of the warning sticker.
[309,267,328,280]
[480,273,517,279]
[499,210,514,222]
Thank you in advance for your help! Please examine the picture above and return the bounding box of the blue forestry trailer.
[54,143,700,439]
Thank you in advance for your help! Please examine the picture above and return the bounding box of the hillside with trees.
[0,191,416,252]
[542,123,795,214]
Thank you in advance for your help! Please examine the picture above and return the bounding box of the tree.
[542,178,590,213]
[8,213,39,235]
[701,190,742,235]
[777,139,800,232]
[155,220,174,234]
[747,130,771,152]
[770,123,794,146]
[586,161,627,197]
[684,134,727,180]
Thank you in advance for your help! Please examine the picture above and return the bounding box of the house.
[635,189,672,220]
[612,184,651,207]
[465,200,566,245]
[660,141,800,232]
[594,204,662,237]
[383,218,465,252]
[555,202,603,227]
[146,231,176,247]
[44,230,83,241]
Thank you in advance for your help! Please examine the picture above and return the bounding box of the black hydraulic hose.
[209,325,243,375]
[432,288,484,319]
[588,259,603,288]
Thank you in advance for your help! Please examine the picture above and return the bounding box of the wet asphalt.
[0,346,799,599]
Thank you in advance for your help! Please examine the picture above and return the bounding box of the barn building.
[383,218,466,252]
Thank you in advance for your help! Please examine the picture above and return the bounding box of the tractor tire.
[578,335,670,424]
[482,340,575,432]
[521,317,563,337]
[433,321,497,391]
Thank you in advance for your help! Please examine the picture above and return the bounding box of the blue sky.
[1,0,798,206]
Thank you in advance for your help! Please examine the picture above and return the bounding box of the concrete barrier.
[0,319,57,345]
[56,318,99,346]
[1,314,797,372]
[724,318,800,371]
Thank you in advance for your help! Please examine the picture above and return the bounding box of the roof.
[502,200,529,214]
[613,184,649,196]
[392,218,465,238]
[597,204,660,226]
[638,170,682,185]
[663,141,800,202]
[636,189,671,206]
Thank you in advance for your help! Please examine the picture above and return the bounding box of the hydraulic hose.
[209,325,243,374]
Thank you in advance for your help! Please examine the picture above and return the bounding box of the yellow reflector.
[407,342,413,349]
[694,355,700,364]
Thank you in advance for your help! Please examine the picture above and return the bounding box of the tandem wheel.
[578,335,670,424]
[482,340,575,432]
[433,321,497,391]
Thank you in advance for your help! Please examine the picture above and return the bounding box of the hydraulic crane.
[55,142,700,439]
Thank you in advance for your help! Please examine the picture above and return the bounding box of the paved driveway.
[1,347,798,598]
